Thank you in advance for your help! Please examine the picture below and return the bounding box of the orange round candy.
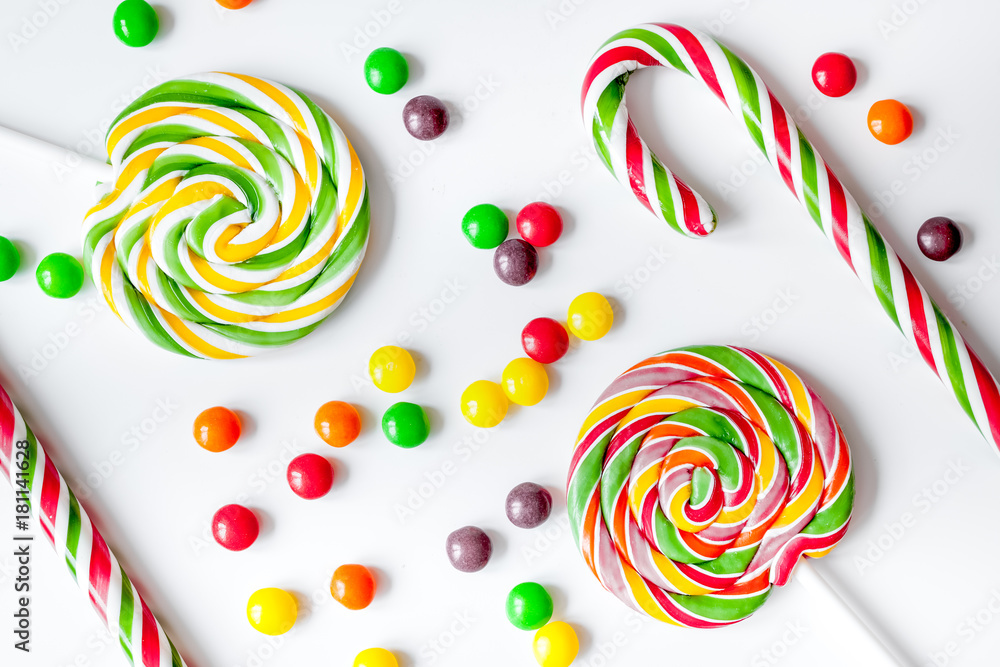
[331,564,376,610]
[216,0,253,8]
[193,407,241,452]
[868,99,913,145]
[314,401,362,448]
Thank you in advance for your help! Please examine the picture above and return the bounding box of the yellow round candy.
[369,345,416,393]
[461,380,508,428]
[567,292,613,341]
[246,588,297,636]
[501,357,549,406]
[354,647,398,667]
[533,621,579,667]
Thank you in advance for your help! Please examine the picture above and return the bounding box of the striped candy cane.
[582,24,1000,455]
[0,384,187,666]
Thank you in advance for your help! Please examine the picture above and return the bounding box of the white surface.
[1,1,1000,666]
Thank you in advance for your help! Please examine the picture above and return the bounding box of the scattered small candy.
[216,0,253,7]
[506,582,554,630]
[533,621,579,667]
[493,239,538,286]
[247,588,297,636]
[36,252,84,298]
[567,292,613,341]
[521,318,569,364]
[365,47,409,95]
[403,95,449,140]
[381,402,430,448]
[193,406,241,452]
[212,504,259,551]
[331,564,376,610]
[501,358,548,406]
[516,202,563,247]
[0,236,19,282]
[868,99,913,145]
[462,204,509,249]
[445,525,492,573]
[286,453,334,500]
[354,648,398,667]
[917,216,962,261]
[314,401,362,448]
[505,482,553,529]
[113,0,159,48]
[460,380,508,428]
[369,345,416,393]
[811,53,857,97]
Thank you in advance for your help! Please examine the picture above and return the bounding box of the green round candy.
[113,0,159,47]
[462,204,508,249]
[36,253,84,299]
[0,236,20,282]
[505,582,553,630]
[381,402,430,448]
[364,48,409,95]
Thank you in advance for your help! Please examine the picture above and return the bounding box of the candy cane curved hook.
[582,23,1000,455]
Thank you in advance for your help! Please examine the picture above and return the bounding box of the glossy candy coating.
[403,95,449,140]
[501,358,548,406]
[506,582,554,630]
[113,0,158,47]
[445,526,492,572]
[354,648,398,667]
[36,252,84,298]
[532,622,579,667]
[314,401,361,448]
[493,239,538,286]
[193,407,241,452]
[247,588,297,635]
[462,204,508,249]
[365,48,409,94]
[566,292,613,341]
[917,216,962,261]
[212,504,259,551]
[516,202,563,247]
[460,380,508,428]
[370,345,416,393]
[381,402,430,448]
[331,564,376,610]
[0,236,20,282]
[521,318,569,364]
[216,0,253,7]
[868,99,913,145]
[505,482,552,529]
[811,53,857,97]
[286,453,334,499]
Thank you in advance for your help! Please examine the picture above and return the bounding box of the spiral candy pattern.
[566,346,853,627]
[0,383,187,666]
[82,72,370,359]
[582,24,1000,455]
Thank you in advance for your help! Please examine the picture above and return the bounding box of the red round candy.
[811,53,857,97]
[212,504,259,551]
[516,202,563,247]
[521,317,569,364]
[286,453,334,500]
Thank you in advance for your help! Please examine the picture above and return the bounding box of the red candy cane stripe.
[0,385,186,666]
[582,23,1000,456]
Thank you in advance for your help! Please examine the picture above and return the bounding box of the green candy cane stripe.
[81,72,370,360]
[582,24,1000,455]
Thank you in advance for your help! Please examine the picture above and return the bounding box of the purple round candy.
[917,216,962,262]
[403,95,449,140]
[505,482,552,529]
[493,239,538,286]
[445,525,492,573]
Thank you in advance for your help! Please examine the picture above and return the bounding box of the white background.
[1,0,1000,666]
